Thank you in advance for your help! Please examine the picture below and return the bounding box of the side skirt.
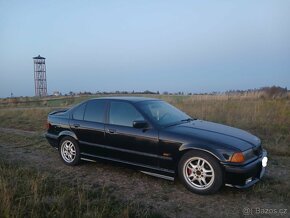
[81,157,97,163]
[140,171,175,181]
[80,152,175,178]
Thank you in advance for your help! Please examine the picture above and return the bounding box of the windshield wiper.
[180,118,196,122]
[164,118,196,128]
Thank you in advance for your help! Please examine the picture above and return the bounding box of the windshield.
[136,100,192,127]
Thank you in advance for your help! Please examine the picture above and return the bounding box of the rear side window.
[72,103,86,120]
[84,100,106,123]
[109,101,144,127]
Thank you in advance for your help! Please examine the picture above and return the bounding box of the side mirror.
[133,120,149,129]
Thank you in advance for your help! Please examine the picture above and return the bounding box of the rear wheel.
[59,137,80,166]
[178,150,223,194]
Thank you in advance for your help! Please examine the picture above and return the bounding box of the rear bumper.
[45,133,59,148]
[222,150,267,188]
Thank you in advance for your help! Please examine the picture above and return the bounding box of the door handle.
[106,128,116,134]
[73,124,80,128]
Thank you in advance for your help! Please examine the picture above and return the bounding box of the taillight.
[230,152,245,163]
[46,121,51,130]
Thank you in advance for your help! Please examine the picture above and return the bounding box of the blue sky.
[0,0,289,97]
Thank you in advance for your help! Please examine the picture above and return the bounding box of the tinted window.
[84,100,106,123]
[72,103,86,120]
[109,101,144,127]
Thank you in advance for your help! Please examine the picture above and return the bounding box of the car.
[45,97,268,194]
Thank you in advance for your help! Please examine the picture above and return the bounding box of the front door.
[104,101,159,167]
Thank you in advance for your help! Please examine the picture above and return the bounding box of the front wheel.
[59,137,80,166]
[178,151,223,195]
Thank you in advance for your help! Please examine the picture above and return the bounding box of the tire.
[178,150,223,195]
[59,136,80,166]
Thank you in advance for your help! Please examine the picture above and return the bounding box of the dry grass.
[0,108,51,131]
[0,95,289,156]
[0,132,289,217]
[0,160,161,218]
[163,97,290,157]
[0,132,163,218]
[0,95,289,217]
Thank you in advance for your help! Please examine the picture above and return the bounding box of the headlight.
[262,156,268,167]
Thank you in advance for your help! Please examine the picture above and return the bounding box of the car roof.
[91,96,160,103]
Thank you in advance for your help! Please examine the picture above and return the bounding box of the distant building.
[52,91,61,96]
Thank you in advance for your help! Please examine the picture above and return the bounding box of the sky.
[0,0,290,97]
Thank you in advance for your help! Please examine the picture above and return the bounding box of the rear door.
[70,100,107,155]
[104,100,159,167]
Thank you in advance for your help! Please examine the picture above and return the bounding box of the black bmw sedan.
[45,97,268,194]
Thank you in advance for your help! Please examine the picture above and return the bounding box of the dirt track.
[0,127,289,218]
[0,127,37,136]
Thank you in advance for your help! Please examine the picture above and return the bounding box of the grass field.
[0,94,289,217]
[0,159,159,218]
[0,161,128,217]
[1,95,289,155]
[0,132,161,218]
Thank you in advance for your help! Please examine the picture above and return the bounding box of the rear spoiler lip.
[49,109,69,116]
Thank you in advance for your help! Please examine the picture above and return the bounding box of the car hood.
[167,120,261,150]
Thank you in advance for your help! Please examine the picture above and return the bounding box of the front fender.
[179,144,231,162]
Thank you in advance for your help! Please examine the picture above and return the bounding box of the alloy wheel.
[183,157,215,190]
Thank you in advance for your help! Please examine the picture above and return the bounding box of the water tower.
[33,55,47,97]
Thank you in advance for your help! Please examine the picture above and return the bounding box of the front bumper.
[222,150,267,188]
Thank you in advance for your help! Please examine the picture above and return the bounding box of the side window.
[72,103,86,120]
[109,101,144,127]
[84,100,106,123]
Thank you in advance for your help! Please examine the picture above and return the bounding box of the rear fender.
[58,130,78,141]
